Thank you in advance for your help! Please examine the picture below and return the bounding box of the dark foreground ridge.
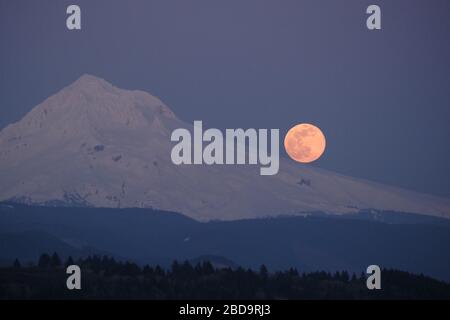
[1,253,450,299]
[2,203,450,282]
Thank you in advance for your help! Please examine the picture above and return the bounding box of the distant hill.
[1,203,450,282]
[190,255,239,269]
[0,231,104,265]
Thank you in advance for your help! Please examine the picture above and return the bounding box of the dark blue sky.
[1,0,449,197]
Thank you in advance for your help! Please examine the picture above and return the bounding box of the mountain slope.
[1,74,450,221]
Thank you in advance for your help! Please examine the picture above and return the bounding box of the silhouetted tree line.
[1,253,450,299]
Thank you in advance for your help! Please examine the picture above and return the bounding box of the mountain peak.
[1,76,450,221]
[68,74,116,95]
[76,73,106,83]
[0,74,179,147]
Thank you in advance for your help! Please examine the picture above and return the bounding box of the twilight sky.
[1,0,449,197]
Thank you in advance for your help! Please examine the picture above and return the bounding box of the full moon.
[284,123,326,163]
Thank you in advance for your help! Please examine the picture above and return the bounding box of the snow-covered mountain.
[1,74,450,221]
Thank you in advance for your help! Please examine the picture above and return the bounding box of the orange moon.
[284,123,326,163]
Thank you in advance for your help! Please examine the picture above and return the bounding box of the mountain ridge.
[2,203,450,281]
[1,74,450,221]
